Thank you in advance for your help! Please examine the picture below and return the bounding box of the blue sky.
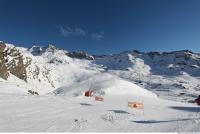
[0,0,200,54]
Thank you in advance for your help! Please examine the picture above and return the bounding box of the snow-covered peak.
[28,45,46,56]
[95,49,200,76]
[28,44,62,56]
[46,44,60,53]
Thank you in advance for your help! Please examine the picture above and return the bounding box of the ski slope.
[0,82,200,132]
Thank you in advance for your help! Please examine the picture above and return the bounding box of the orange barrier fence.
[128,102,143,109]
[95,96,104,101]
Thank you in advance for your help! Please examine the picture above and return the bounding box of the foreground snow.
[0,76,200,132]
[0,93,200,132]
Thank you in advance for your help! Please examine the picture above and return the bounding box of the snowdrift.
[53,73,156,98]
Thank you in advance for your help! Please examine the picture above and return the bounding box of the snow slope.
[1,42,199,101]
[0,42,200,132]
[0,93,200,132]
[1,44,102,95]
[94,50,200,102]
[53,73,156,98]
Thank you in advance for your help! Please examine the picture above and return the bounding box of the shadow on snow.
[170,106,200,112]
[131,118,199,124]
[108,110,130,114]
[79,103,92,106]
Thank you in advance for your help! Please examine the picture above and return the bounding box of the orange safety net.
[128,102,143,109]
[95,96,104,101]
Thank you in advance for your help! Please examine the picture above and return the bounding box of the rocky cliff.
[0,42,31,81]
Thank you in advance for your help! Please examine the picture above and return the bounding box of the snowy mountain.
[0,41,199,101]
[94,50,200,102]
[0,42,152,97]
[0,42,100,95]
[0,41,200,132]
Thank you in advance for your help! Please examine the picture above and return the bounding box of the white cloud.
[74,27,87,36]
[59,26,87,37]
[91,32,104,40]
[59,26,104,41]
[60,26,73,37]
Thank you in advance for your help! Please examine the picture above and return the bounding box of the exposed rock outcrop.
[0,42,31,81]
[0,42,9,79]
[66,51,94,60]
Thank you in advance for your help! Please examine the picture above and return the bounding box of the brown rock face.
[0,42,9,80]
[0,42,31,81]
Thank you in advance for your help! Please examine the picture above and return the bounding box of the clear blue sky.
[0,0,200,54]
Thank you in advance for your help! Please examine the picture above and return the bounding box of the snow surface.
[0,43,200,132]
[94,51,200,102]
[0,89,200,132]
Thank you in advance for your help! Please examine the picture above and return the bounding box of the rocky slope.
[0,42,31,81]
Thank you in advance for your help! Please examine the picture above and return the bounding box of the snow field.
[0,94,200,132]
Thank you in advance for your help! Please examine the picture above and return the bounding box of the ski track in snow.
[0,94,200,132]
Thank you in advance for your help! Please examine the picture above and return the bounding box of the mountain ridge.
[0,41,199,102]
